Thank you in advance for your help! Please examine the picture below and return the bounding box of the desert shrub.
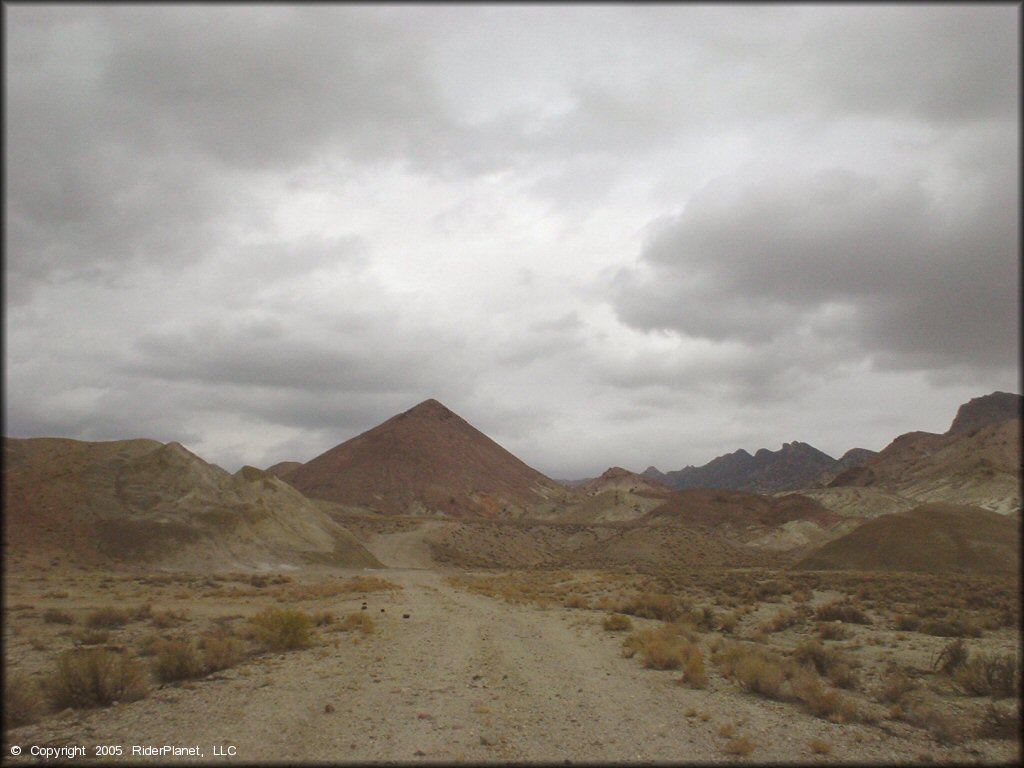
[790,670,860,723]
[198,632,245,672]
[681,647,708,688]
[4,672,42,728]
[149,610,188,629]
[85,607,131,629]
[898,700,963,744]
[617,593,681,621]
[808,739,832,755]
[75,629,110,645]
[311,610,335,627]
[733,651,787,699]
[875,670,917,704]
[722,735,755,755]
[717,611,739,634]
[954,653,1020,697]
[931,639,968,675]
[43,608,75,625]
[817,621,851,640]
[920,616,981,638]
[623,623,703,680]
[249,608,312,651]
[979,702,1021,739]
[793,639,837,675]
[47,648,148,709]
[760,609,798,634]
[335,612,375,636]
[815,599,871,625]
[602,613,633,632]
[153,639,203,683]
[680,606,717,632]
[894,614,920,632]
[564,594,589,609]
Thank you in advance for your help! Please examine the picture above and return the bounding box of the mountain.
[574,467,673,497]
[2,437,380,570]
[649,441,862,493]
[281,399,569,518]
[795,502,1020,574]
[265,460,303,478]
[827,418,1021,514]
[947,391,1022,434]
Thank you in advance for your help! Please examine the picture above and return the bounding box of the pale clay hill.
[2,437,380,571]
[795,502,1021,574]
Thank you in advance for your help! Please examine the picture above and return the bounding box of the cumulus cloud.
[613,159,1018,377]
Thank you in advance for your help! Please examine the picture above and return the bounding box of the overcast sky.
[5,5,1020,479]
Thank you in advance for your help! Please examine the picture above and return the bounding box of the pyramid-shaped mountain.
[282,399,568,517]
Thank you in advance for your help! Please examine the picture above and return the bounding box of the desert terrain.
[4,515,1020,765]
[3,393,1021,764]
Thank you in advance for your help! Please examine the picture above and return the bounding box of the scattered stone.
[414,750,426,757]
[324,704,335,714]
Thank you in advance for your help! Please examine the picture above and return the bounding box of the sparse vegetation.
[616,593,682,621]
[602,613,633,632]
[815,599,871,625]
[979,701,1021,739]
[250,607,313,651]
[47,648,148,709]
[43,608,75,624]
[953,652,1019,697]
[622,622,705,685]
[153,638,204,683]
[4,672,42,728]
[722,735,755,755]
[85,606,131,628]
[335,612,376,635]
[808,738,832,755]
[817,621,850,640]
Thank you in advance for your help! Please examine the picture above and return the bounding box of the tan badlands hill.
[574,466,673,497]
[828,419,1021,514]
[2,437,379,571]
[795,502,1021,574]
[282,399,570,517]
[638,488,846,554]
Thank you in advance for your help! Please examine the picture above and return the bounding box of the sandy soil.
[4,525,1019,765]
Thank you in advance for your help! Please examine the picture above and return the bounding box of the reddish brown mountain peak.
[402,398,455,419]
[284,400,565,516]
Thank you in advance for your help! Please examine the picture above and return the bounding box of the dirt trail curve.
[9,566,932,764]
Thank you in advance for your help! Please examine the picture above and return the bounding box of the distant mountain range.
[642,442,877,494]
[640,391,1021,496]
[3,390,1019,575]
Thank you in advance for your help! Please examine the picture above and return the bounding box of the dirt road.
[8,561,946,764]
